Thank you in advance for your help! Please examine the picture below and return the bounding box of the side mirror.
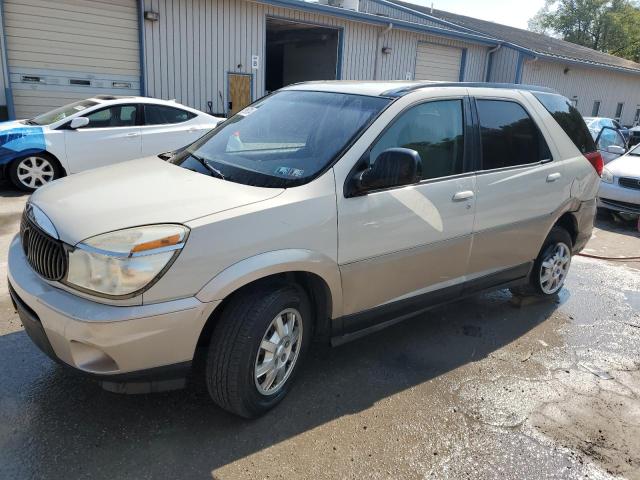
[606,145,626,155]
[69,117,89,129]
[348,148,422,197]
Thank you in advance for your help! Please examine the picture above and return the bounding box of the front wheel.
[512,227,573,297]
[205,284,312,418]
[9,154,61,191]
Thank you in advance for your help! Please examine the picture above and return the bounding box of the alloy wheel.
[16,156,55,189]
[539,242,571,294]
[254,308,303,395]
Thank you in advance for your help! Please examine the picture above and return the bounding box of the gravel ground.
[0,181,639,480]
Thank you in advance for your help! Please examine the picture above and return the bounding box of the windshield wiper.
[190,153,226,180]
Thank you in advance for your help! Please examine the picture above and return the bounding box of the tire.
[511,226,573,297]
[9,153,62,192]
[205,284,312,418]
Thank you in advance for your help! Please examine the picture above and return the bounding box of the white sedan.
[0,96,223,191]
[598,142,640,215]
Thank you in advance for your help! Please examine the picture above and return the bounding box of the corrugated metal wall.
[487,46,518,83]
[4,0,140,118]
[141,0,488,114]
[522,59,640,125]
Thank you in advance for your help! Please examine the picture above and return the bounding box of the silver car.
[599,143,640,215]
[8,82,601,417]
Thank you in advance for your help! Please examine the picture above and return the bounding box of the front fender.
[196,249,343,319]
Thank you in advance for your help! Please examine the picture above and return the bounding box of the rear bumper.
[572,198,597,253]
[7,234,220,390]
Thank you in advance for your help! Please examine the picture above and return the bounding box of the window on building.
[369,99,464,180]
[591,101,601,117]
[532,92,596,154]
[144,105,197,125]
[84,105,137,128]
[615,102,624,122]
[477,99,551,170]
[634,107,640,126]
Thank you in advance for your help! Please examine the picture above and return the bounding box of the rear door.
[140,104,207,156]
[63,103,141,173]
[467,92,569,283]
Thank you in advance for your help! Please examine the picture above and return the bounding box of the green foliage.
[528,0,640,62]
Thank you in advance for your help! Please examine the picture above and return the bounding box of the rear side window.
[477,100,551,170]
[533,92,596,154]
[144,104,196,125]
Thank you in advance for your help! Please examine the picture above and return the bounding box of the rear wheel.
[511,227,573,297]
[9,154,62,191]
[205,284,312,418]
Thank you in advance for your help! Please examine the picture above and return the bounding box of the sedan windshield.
[28,100,98,125]
[629,143,640,156]
[170,90,390,187]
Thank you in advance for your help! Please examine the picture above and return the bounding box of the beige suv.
[8,82,601,417]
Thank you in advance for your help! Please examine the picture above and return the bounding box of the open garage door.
[265,17,340,94]
[415,43,463,82]
[4,0,140,119]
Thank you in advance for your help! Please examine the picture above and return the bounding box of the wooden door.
[228,73,251,116]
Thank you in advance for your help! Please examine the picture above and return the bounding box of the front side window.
[83,105,137,128]
[170,90,390,188]
[144,104,196,125]
[29,100,98,126]
[477,99,550,170]
[369,99,464,180]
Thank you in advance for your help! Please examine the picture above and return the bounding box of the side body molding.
[195,249,344,319]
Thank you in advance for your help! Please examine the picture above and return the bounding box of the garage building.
[0,0,638,125]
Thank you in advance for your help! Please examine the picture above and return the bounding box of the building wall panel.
[488,46,518,83]
[522,59,640,125]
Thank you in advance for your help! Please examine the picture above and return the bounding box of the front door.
[64,104,141,173]
[228,73,252,116]
[596,126,627,164]
[337,98,476,327]
[467,95,569,281]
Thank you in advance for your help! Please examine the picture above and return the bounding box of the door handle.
[126,132,139,137]
[452,190,474,201]
[546,172,561,182]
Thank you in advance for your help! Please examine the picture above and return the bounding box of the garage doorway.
[265,17,341,93]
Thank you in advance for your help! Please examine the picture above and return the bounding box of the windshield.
[170,90,390,187]
[629,143,640,156]
[29,100,98,125]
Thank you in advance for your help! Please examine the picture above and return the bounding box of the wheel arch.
[552,211,579,247]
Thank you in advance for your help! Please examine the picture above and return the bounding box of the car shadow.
[0,289,561,479]
[595,209,640,236]
[0,180,27,198]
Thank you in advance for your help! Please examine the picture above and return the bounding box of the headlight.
[601,168,614,184]
[65,225,189,298]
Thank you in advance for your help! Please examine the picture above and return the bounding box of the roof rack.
[381,82,558,97]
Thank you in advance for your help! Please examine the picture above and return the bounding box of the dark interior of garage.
[265,18,339,93]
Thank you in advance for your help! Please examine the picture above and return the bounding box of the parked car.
[598,142,640,215]
[594,126,628,164]
[629,125,640,147]
[584,116,630,143]
[8,82,601,418]
[0,96,223,191]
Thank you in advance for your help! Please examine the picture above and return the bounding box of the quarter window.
[369,99,464,180]
[477,99,550,170]
[144,104,196,125]
[83,105,137,128]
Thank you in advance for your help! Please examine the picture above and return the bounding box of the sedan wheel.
[12,156,57,191]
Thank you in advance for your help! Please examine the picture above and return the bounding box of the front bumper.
[7,234,219,387]
[598,181,640,214]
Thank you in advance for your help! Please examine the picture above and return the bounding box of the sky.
[402,0,547,29]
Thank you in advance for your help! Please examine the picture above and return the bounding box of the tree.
[528,0,640,62]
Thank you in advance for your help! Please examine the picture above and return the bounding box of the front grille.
[619,177,640,190]
[20,212,67,281]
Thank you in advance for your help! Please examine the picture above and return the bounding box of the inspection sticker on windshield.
[275,166,304,177]
[237,106,257,116]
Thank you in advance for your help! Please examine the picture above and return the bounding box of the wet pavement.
[1,183,639,479]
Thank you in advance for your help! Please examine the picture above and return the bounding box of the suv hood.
[30,157,284,244]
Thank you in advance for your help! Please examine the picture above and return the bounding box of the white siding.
[522,59,640,126]
[142,0,488,114]
[415,42,462,81]
[4,0,140,118]
[488,46,519,83]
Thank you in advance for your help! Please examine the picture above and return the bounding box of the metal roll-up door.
[415,42,463,82]
[4,0,140,119]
